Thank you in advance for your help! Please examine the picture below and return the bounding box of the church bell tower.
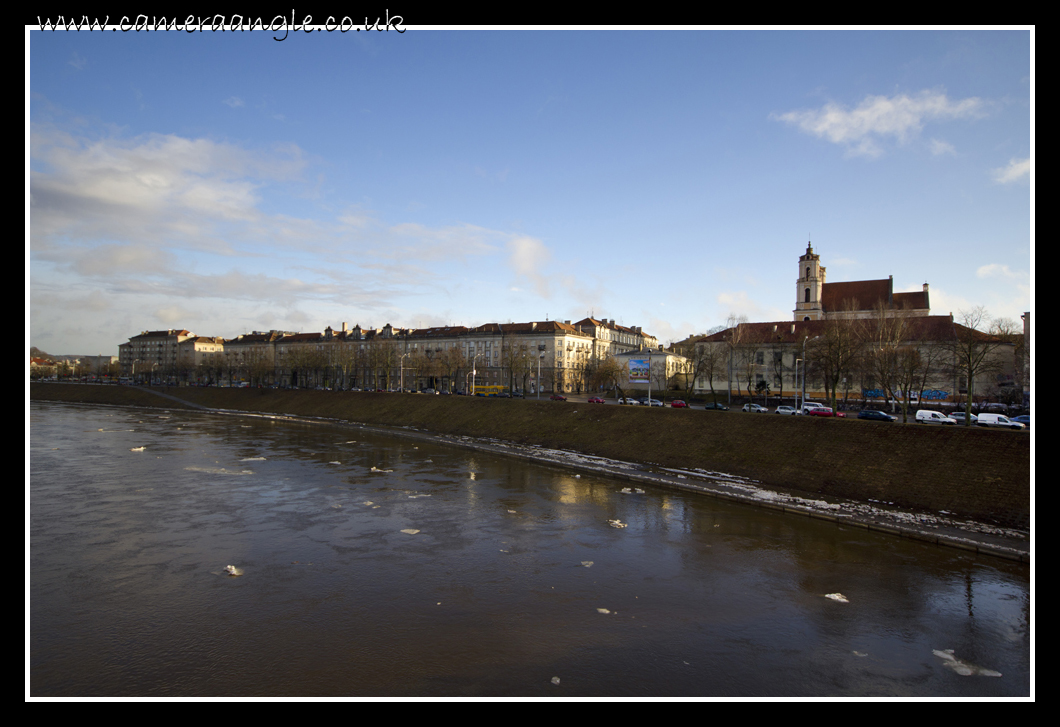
[794,241,825,321]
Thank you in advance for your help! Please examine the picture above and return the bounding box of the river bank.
[29,383,1030,560]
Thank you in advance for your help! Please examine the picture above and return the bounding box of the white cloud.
[992,157,1030,184]
[929,138,956,156]
[507,235,553,298]
[976,263,1024,281]
[223,96,245,108]
[774,91,985,158]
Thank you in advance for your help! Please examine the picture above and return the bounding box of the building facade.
[119,319,659,394]
[118,329,195,382]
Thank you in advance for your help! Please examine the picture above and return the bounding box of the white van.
[976,413,1025,430]
[799,402,826,415]
[916,410,956,425]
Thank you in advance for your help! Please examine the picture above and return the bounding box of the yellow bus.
[472,384,509,397]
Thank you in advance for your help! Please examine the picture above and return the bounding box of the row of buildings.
[118,317,665,394]
[114,243,1028,406]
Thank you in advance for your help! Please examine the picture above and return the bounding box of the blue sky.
[28,26,1032,355]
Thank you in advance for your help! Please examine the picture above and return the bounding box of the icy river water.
[28,402,1031,698]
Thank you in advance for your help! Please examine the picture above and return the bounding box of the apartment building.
[118,329,195,381]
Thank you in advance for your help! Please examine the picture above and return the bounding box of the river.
[28,401,1031,697]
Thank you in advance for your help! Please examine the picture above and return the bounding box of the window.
[804,288,811,303]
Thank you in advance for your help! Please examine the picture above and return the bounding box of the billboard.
[628,358,649,383]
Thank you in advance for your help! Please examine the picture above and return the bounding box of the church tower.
[794,241,826,321]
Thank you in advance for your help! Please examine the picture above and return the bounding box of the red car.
[587,397,605,404]
[807,407,846,418]
[670,400,689,408]
[550,394,567,401]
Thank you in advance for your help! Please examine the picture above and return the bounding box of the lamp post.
[800,335,820,413]
[470,352,482,396]
[647,348,652,405]
[400,352,410,392]
[537,345,546,400]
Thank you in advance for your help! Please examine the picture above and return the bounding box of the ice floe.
[824,593,849,603]
[608,519,628,529]
[581,561,594,567]
[130,446,145,452]
[400,529,420,535]
[370,466,393,473]
[933,649,1002,677]
[224,565,243,576]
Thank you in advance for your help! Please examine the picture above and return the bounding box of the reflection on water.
[29,402,1030,697]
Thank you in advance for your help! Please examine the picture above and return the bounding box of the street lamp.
[400,352,410,392]
[470,352,482,396]
[799,335,820,413]
[537,345,546,400]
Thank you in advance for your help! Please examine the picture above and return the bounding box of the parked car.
[952,412,979,425]
[775,406,796,415]
[742,403,768,413]
[915,409,957,425]
[549,394,567,401]
[1012,415,1030,429]
[617,397,639,405]
[976,413,1025,430]
[799,402,827,415]
[702,402,729,411]
[587,397,605,404]
[670,400,689,408]
[646,399,664,407]
[857,409,897,422]
[807,406,845,418]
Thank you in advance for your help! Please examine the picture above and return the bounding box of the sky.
[28,24,1033,356]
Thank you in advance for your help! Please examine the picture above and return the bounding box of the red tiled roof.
[698,315,1001,345]
[819,279,929,314]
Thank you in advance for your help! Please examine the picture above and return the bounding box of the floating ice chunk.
[824,593,849,603]
[240,457,266,461]
[224,565,243,576]
[620,487,632,494]
[853,651,868,657]
[933,649,1002,677]
[408,494,431,498]
[400,529,420,535]
[330,503,342,509]
[581,561,593,568]
[130,446,145,452]
[363,501,374,506]
[371,466,393,473]
[596,608,611,614]
[608,519,627,529]
[330,461,342,465]
[507,509,517,514]
[551,677,560,686]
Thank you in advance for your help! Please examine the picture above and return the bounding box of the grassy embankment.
[30,383,1030,528]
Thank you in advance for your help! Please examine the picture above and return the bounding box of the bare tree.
[946,307,1018,424]
[807,302,867,410]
